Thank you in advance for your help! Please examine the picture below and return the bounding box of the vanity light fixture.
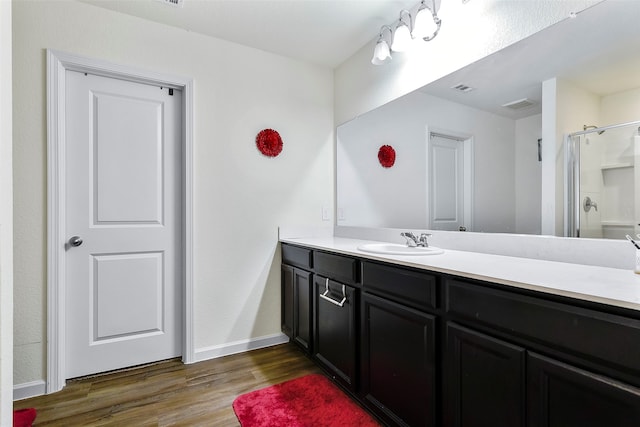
[371,25,393,65]
[371,0,443,65]
[391,10,413,52]
[413,0,441,41]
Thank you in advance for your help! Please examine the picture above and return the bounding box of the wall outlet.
[338,208,346,221]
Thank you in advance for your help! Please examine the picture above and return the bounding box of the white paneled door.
[65,71,182,378]
[429,133,465,231]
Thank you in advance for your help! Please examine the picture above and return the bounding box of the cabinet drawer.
[282,243,312,270]
[313,251,358,285]
[362,262,437,311]
[445,279,640,382]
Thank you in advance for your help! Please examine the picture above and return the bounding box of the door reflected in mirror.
[427,131,472,231]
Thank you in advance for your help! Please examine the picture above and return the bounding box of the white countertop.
[280,236,640,312]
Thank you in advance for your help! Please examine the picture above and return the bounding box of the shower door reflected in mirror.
[567,121,640,239]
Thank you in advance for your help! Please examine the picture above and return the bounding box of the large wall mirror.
[337,1,640,238]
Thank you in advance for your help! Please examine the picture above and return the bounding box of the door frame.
[46,49,195,393]
[426,126,474,231]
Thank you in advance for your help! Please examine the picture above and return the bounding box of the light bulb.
[371,39,391,65]
[413,6,438,39]
[391,23,412,52]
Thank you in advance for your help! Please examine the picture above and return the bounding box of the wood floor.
[14,343,323,426]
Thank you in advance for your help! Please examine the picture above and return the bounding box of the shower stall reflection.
[566,121,640,238]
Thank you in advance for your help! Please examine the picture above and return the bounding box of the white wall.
[334,0,602,126]
[541,78,601,235]
[336,93,430,229]
[337,91,516,233]
[558,79,601,237]
[1,0,13,421]
[12,0,333,392]
[601,87,640,125]
[515,114,542,234]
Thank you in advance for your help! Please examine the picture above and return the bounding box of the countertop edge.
[280,236,640,312]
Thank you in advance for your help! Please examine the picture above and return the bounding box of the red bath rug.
[232,374,380,426]
[13,408,37,427]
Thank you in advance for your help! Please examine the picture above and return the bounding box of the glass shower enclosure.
[566,120,640,238]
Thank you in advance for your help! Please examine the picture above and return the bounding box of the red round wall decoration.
[378,145,396,168]
[256,128,283,157]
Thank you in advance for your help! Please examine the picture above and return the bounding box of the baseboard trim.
[14,380,46,401]
[194,333,290,363]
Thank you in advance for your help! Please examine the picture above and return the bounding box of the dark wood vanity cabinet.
[360,262,438,427]
[527,352,640,427]
[312,250,360,391]
[361,292,436,427]
[281,244,313,353]
[444,277,640,427]
[314,275,358,391]
[443,322,526,427]
[281,264,294,338]
[281,243,640,427]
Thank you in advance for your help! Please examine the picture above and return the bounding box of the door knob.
[69,236,83,247]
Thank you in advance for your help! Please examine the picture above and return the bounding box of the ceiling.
[79,1,640,121]
[419,1,640,120]
[79,0,418,68]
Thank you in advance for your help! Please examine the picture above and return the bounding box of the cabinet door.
[314,276,357,391]
[444,322,525,427]
[361,292,436,427]
[281,264,294,338]
[281,264,312,353]
[293,268,312,352]
[528,352,640,427]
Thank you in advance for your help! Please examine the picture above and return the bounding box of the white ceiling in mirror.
[419,1,640,120]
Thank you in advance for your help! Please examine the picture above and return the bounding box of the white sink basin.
[357,243,444,256]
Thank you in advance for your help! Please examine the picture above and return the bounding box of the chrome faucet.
[401,232,431,247]
[583,196,598,212]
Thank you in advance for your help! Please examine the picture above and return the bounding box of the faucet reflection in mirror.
[371,0,442,65]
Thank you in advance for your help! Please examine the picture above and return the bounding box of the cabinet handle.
[319,278,347,307]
